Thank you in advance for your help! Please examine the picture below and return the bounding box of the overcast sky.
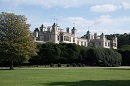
[1,0,130,37]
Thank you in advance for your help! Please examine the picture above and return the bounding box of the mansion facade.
[33,23,117,49]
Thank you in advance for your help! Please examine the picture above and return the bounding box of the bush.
[66,64,70,67]
[72,63,76,67]
[78,63,82,67]
[57,63,61,67]
[82,64,85,67]
[50,63,54,67]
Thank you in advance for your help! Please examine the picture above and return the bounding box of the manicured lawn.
[0,67,130,86]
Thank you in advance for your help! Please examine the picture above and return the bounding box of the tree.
[106,33,130,48]
[86,48,122,67]
[0,12,37,70]
[118,45,130,66]
[41,42,61,64]
[119,45,130,51]
[59,43,80,63]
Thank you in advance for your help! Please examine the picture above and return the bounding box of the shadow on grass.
[43,80,130,86]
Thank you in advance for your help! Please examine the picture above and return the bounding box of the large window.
[64,36,69,41]
[108,43,110,47]
[105,42,107,46]
[81,42,83,46]
[85,42,87,46]
[61,36,63,41]
[113,43,116,47]
[70,37,71,42]
[73,38,75,42]
[58,36,60,41]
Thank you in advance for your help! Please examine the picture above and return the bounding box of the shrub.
[72,63,76,67]
[82,64,85,67]
[66,64,70,67]
[78,63,82,67]
[57,63,61,67]
[50,63,54,67]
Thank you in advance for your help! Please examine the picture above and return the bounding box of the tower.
[52,23,59,43]
[94,33,97,39]
[112,35,117,49]
[39,24,46,41]
[33,28,39,41]
[71,27,77,44]
[100,33,105,48]
[71,27,77,37]
[86,30,91,40]
[52,23,58,32]
[40,24,46,32]
[113,35,117,43]
[66,27,70,33]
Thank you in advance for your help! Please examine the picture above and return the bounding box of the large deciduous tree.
[0,12,37,70]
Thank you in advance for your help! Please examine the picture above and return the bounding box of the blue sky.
[1,0,130,37]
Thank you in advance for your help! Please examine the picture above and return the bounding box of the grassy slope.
[0,68,130,86]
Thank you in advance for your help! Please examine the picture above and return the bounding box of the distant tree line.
[106,33,130,48]
[106,33,130,66]
[2,41,129,67]
[29,42,122,67]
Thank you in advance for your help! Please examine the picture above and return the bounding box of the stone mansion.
[33,23,117,49]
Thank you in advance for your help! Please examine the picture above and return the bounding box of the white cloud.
[113,0,130,10]
[2,0,130,10]
[64,15,112,26]
[2,0,130,36]
[29,15,130,36]
[90,4,121,12]
[2,0,119,8]
[60,15,130,36]
[62,16,113,36]
[95,15,112,24]
[2,0,95,8]
[63,17,94,26]
[122,2,130,9]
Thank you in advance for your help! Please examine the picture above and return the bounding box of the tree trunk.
[10,60,14,70]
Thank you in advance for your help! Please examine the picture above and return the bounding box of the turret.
[100,33,106,48]
[86,30,91,40]
[47,26,51,32]
[40,24,46,32]
[113,35,117,43]
[34,28,39,38]
[66,27,70,33]
[52,23,59,43]
[112,35,117,49]
[94,33,97,39]
[71,27,77,35]
[52,23,58,31]
[100,33,105,41]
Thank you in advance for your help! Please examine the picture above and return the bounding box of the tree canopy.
[106,33,130,48]
[0,12,37,69]
[29,42,122,67]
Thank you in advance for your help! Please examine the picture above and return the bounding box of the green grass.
[0,67,130,86]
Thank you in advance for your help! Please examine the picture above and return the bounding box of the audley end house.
[33,23,117,49]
